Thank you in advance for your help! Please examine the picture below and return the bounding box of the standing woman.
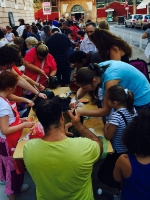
[142,23,150,63]
[24,42,57,87]
[72,60,150,117]
[90,29,132,63]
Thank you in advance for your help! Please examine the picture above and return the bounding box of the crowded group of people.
[0,16,150,200]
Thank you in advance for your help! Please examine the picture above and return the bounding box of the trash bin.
[118,16,124,25]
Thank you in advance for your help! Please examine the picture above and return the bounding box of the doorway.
[71,5,84,21]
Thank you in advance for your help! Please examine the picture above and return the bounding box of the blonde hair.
[36,42,49,57]
[26,36,38,47]
[6,25,12,30]
[99,20,110,30]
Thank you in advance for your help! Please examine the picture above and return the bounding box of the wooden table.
[13,87,113,159]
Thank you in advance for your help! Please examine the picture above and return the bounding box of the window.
[96,0,105,8]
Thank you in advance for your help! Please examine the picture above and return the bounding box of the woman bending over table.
[71,60,150,116]
[24,42,57,87]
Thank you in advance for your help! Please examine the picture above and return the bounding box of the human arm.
[142,32,147,39]
[23,60,46,76]
[113,155,125,182]
[7,94,34,106]
[68,110,103,156]
[70,88,87,108]
[77,80,119,117]
[0,116,34,135]
[50,70,57,76]
[104,123,117,140]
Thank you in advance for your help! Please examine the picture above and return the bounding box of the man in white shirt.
[80,22,97,53]
[16,19,25,37]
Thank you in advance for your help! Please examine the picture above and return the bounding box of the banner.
[42,2,51,15]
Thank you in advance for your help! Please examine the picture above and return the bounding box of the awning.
[105,8,114,12]
[137,0,150,9]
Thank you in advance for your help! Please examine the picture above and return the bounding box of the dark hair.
[0,71,18,90]
[148,23,150,29]
[48,20,53,26]
[68,20,73,26]
[36,96,63,132]
[77,30,85,37]
[75,63,108,86]
[52,28,60,33]
[18,19,25,25]
[43,22,47,26]
[0,29,4,39]
[43,25,51,34]
[57,22,62,28]
[0,46,22,66]
[68,33,73,37]
[86,19,92,23]
[12,29,19,37]
[69,51,86,63]
[107,85,134,114]
[31,25,38,34]
[122,110,150,157]
[63,21,69,26]
[86,22,96,28]
[36,23,42,30]
[90,29,132,61]
[14,37,24,45]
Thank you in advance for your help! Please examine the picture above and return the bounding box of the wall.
[97,1,147,21]
[0,0,35,26]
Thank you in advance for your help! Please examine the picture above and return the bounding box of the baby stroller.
[129,58,150,82]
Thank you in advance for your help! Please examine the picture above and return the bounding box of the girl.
[0,72,34,200]
[113,110,150,200]
[97,85,137,188]
[5,26,15,44]
[90,29,132,63]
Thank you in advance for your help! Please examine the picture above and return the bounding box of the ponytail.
[75,63,109,86]
[126,90,134,114]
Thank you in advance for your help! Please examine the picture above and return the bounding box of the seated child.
[0,72,34,200]
[98,85,137,188]
[113,110,150,200]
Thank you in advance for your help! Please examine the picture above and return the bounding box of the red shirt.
[24,48,57,87]
[13,66,23,97]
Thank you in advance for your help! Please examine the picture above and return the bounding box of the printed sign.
[42,2,51,15]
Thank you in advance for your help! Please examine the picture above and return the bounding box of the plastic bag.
[29,122,45,139]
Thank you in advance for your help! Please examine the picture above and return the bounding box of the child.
[0,72,34,200]
[5,25,15,44]
[113,110,150,200]
[98,85,137,188]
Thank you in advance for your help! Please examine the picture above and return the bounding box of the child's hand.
[20,117,28,123]
[23,122,35,128]
[26,99,34,107]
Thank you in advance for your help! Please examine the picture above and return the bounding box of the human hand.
[38,84,45,91]
[68,110,81,127]
[65,122,74,137]
[26,99,34,107]
[20,117,28,123]
[38,93,47,99]
[23,122,35,128]
[69,99,78,109]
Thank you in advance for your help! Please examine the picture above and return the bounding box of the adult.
[142,23,150,63]
[16,19,25,37]
[90,29,132,63]
[24,42,57,87]
[46,32,71,86]
[14,37,26,57]
[99,20,110,30]
[23,97,102,200]
[25,36,38,52]
[27,26,40,41]
[62,21,73,36]
[0,45,46,99]
[80,22,97,53]
[0,29,8,48]
[40,25,51,44]
[73,60,150,116]
[79,18,85,30]
[48,20,61,33]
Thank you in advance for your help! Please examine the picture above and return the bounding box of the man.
[40,25,51,43]
[61,21,73,36]
[16,19,25,37]
[46,32,71,86]
[23,97,102,200]
[80,22,97,53]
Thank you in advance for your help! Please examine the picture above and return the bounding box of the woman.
[24,42,57,87]
[27,25,40,41]
[142,23,150,63]
[72,60,150,117]
[98,20,110,30]
[90,29,132,63]
[25,36,38,52]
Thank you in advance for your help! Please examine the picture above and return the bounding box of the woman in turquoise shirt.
[72,60,150,117]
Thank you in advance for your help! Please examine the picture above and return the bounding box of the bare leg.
[8,194,16,200]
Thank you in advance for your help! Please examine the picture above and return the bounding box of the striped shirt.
[108,108,137,153]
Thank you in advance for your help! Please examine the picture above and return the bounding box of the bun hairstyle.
[107,85,134,114]
[36,42,49,57]
[75,63,109,86]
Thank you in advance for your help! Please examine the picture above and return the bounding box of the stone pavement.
[0,46,149,200]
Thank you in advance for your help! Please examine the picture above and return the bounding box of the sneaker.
[0,180,6,185]
[21,184,29,192]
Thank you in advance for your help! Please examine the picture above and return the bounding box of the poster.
[42,2,51,15]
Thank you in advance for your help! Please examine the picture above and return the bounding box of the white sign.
[42,2,51,15]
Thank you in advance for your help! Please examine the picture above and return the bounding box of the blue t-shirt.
[99,60,150,106]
